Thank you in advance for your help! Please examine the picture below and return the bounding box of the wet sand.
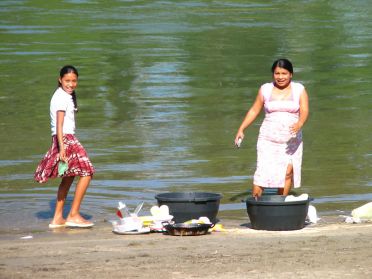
[1,217,372,279]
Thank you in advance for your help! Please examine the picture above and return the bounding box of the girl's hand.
[59,149,67,162]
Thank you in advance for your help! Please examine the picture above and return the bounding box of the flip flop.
[49,223,66,229]
[65,221,94,228]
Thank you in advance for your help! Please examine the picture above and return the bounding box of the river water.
[1,1,371,233]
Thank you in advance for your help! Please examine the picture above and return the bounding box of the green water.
[1,1,371,231]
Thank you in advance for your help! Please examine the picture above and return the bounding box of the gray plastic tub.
[155,192,222,223]
[245,195,311,231]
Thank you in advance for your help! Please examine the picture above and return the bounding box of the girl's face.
[273,66,292,89]
[59,72,78,94]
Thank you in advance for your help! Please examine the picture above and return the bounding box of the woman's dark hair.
[58,65,79,112]
[271,59,293,74]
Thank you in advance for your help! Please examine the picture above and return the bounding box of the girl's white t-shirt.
[50,87,75,135]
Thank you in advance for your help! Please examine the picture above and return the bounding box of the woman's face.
[59,72,78,94]
[273,66,292,89]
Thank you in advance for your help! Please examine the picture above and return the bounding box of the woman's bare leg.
[51,176,74,225]
[278,164,293,196]
[252,185,263,199]
[67,175,92,224]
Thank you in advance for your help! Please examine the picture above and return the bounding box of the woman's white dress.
[253,81,304,189]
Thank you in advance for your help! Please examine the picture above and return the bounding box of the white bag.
[351,202,372,220]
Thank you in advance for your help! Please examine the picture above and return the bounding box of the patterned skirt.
[34,134,95,183]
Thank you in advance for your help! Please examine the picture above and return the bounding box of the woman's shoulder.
[291,81,305,92]
[259,82,274,99]
[260,82,274,90]
[291,82,306,102]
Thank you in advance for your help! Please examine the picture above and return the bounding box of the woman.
[34,65,95,228]
[235,59,309,198]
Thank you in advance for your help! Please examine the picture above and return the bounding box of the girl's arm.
[290,89,309,134]
[56,110,67,162]
[234,89,264,144]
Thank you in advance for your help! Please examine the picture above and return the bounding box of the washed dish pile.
[112,204,174,234]
[112,202,217,236]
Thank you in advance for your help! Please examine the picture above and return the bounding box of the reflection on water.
[1,1,372,232]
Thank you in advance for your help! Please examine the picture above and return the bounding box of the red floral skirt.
[34,134,95,183]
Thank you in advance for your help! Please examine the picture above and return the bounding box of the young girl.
[35,65,95,228]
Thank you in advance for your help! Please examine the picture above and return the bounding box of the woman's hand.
[289,121,303,135]
[234,131,244,146]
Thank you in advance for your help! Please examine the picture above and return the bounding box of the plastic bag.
[58,161,68,176]
[351,202,372,220]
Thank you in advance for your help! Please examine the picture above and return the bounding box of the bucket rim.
[245,197,312,206]
[155,192,222,202]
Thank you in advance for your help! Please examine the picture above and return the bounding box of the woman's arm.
[290,88,309,135]
[56,110,67,162]
[234,89,264,144]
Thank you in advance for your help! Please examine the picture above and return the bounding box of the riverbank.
[1,217,371,279]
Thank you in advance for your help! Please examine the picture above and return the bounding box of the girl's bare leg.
[51,176,75,225]
[66,175,92,224]
[252,185,263,199]
[278,164,293,196]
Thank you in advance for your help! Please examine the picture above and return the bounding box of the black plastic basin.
[245,195,311,231]
[155,192,222,224]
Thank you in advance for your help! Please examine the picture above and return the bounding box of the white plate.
[152,215,174,222]
[112,227,151,235]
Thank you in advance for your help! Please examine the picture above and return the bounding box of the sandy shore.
[1,217,372,279]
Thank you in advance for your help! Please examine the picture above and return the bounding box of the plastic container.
[245,195,310,231]
[155,192,222,224]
